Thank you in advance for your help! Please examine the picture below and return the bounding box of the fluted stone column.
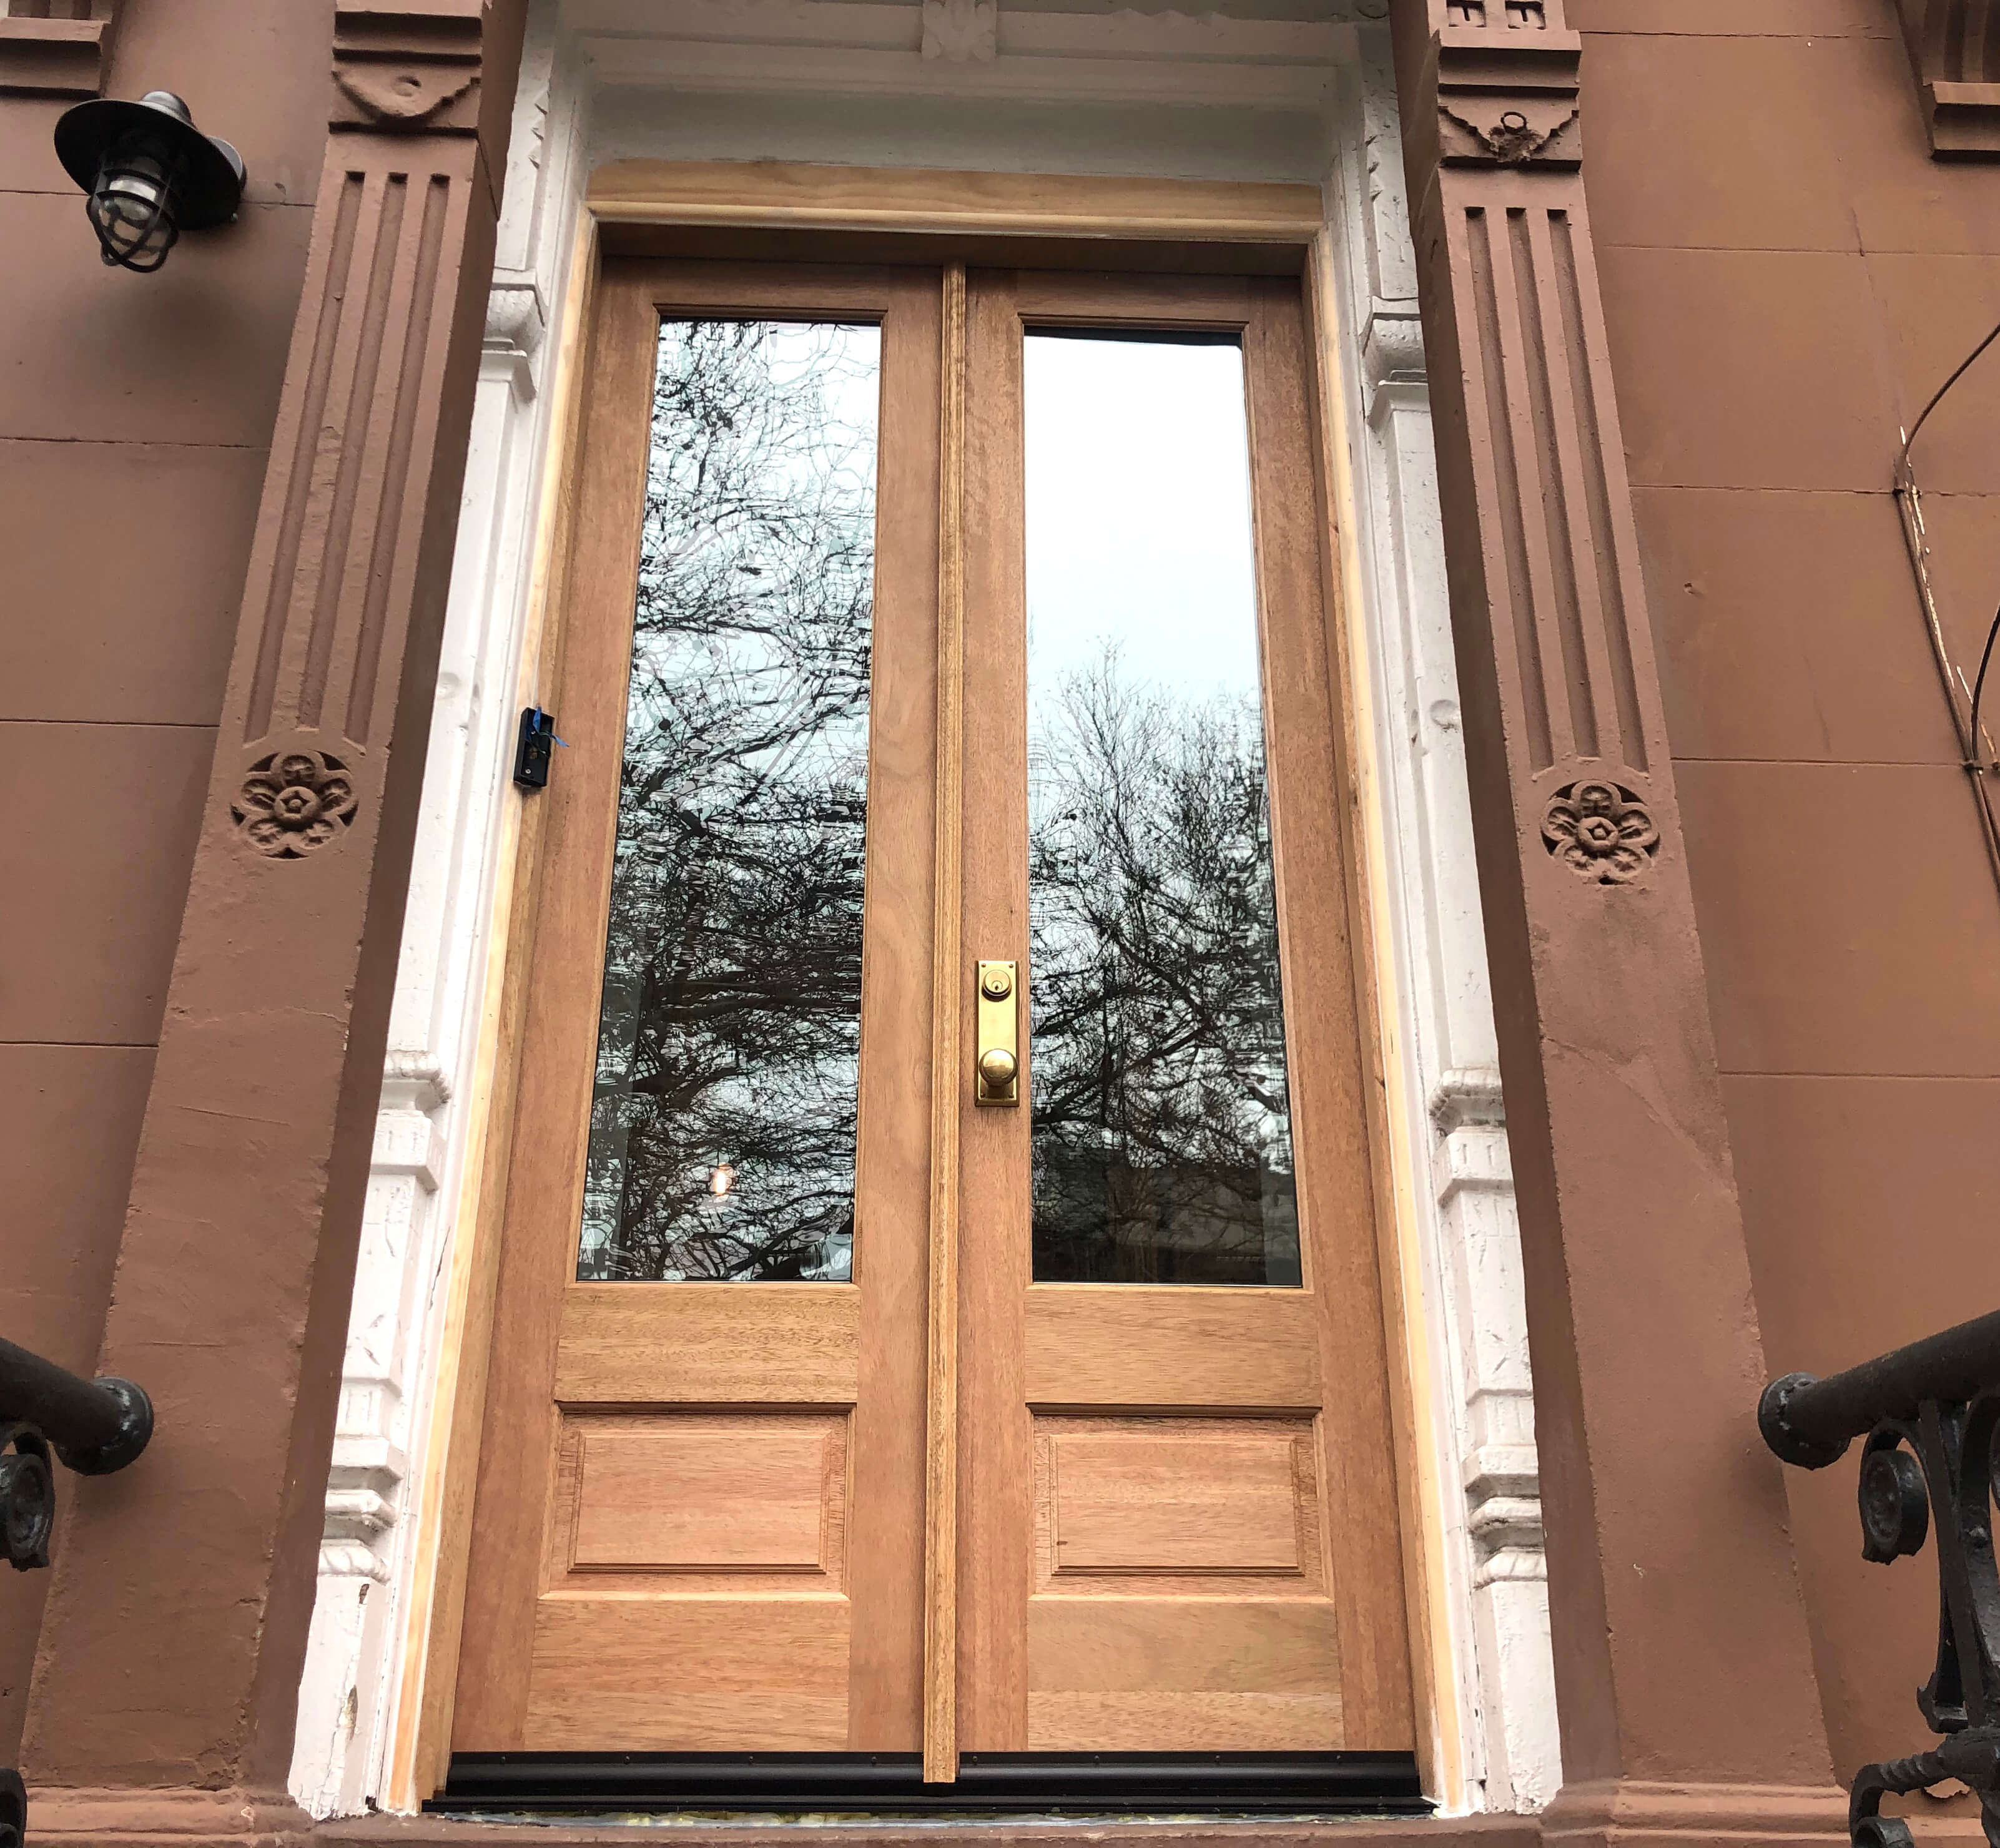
[20,5,526,1841]
[1386,4,1846,1842]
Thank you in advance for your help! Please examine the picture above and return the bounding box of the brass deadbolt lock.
[975,960,1018,1106]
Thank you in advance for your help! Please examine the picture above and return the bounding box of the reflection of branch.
[1028,652,1296,1284]
[582,322,879,1285]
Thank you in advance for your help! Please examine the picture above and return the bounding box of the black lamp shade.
[53,91,245,272]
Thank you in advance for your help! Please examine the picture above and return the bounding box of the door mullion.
[922,259,970,1787]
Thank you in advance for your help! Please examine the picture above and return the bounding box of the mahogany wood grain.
[405,213,602,1805]
[450,254,1414,1772]
[453,261,942,1756]
[844,263,943,1752]
[1244,275,1415,1751]
[1043,1423,1306,1575]
[554,1285,860,1405]
[526,1601,852,1749]
[553,1412,849,1585]
[587,160,1323,248]
[954,268,1414,1757]
[957,268,1035,1752]
[1025,1288,1319,1410]
[1026,1599,1342,1749]
[451,269,658,1751]
[922,261,968,1782]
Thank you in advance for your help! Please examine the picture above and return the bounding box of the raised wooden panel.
[1025,1600,1341,1750]
[1041,1419,1308,1576]
[527,1600,850,1749]
[554,1284,861,1405]
[1024,1287,1319,1410]
[564,1415,844,1575]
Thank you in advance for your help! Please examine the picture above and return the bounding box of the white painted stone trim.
[291,0,1559,1814]
[288,11,590,1817]
[1321,26,1560,1811]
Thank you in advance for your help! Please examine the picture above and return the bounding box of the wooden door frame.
[390,160,1462,1809]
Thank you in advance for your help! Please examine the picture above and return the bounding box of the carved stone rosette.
[232,749,359,858]
[1541,780,1657,885]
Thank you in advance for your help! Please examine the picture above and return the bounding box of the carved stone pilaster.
[19,3,525,1829]
[1893,0,2000,157]
[1389,1,1846,1839]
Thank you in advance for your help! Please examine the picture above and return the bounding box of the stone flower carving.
[1541,780,1657,885]
[233,750,357,858]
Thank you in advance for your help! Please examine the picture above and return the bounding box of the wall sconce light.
[52,91,245,274]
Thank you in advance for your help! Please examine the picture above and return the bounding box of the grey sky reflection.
[1024,334,1259,705]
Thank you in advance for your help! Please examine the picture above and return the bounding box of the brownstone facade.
[6,0,2000,1843]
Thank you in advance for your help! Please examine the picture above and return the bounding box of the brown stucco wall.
[0,0,330,1764]
[1575,0,2000,1789]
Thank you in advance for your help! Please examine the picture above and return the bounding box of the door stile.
[1241,278,1415,1747]
[455,262,946,1756]
[922,261,969,1786]
[845,267,948,1752]
[451,272,660,1750]
[956,269,1036,1751]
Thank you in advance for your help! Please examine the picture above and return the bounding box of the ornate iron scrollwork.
[1,1766,24,1848]
[0,1339,154,1575]
[0,1422,54,1571]
[1761,1314,2000,1848]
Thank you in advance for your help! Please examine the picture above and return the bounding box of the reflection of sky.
[1024,335,1261,709]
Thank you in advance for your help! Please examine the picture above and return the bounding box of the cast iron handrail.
[1,1335,153,1573]
[1,1339,152,1848]
[1761,1309,2000,1848]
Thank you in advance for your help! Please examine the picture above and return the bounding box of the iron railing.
[1761,1309,2000,1848]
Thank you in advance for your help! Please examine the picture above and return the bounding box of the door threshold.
[429,1754,1427,1818]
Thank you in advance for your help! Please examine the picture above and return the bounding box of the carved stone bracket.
[1434,0,1581,168]
[922,0,997,62]
[334,1,481,132]
[0,8,117,100]
[1894,0,2000,157]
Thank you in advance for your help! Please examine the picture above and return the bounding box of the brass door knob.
[975,958,1019,1106]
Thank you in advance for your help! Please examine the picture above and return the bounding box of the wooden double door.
[453,255,1414,1784]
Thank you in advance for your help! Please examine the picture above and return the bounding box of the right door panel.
[957,269,1416,1756]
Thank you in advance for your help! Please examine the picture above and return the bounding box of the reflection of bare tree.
[579,321,880,1284]
[1029,654,1300,1285]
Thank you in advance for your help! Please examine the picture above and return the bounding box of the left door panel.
[453,262,942,1754]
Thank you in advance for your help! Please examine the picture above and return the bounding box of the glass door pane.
[1023,332,1300,1285]
[580,320,883,1283]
